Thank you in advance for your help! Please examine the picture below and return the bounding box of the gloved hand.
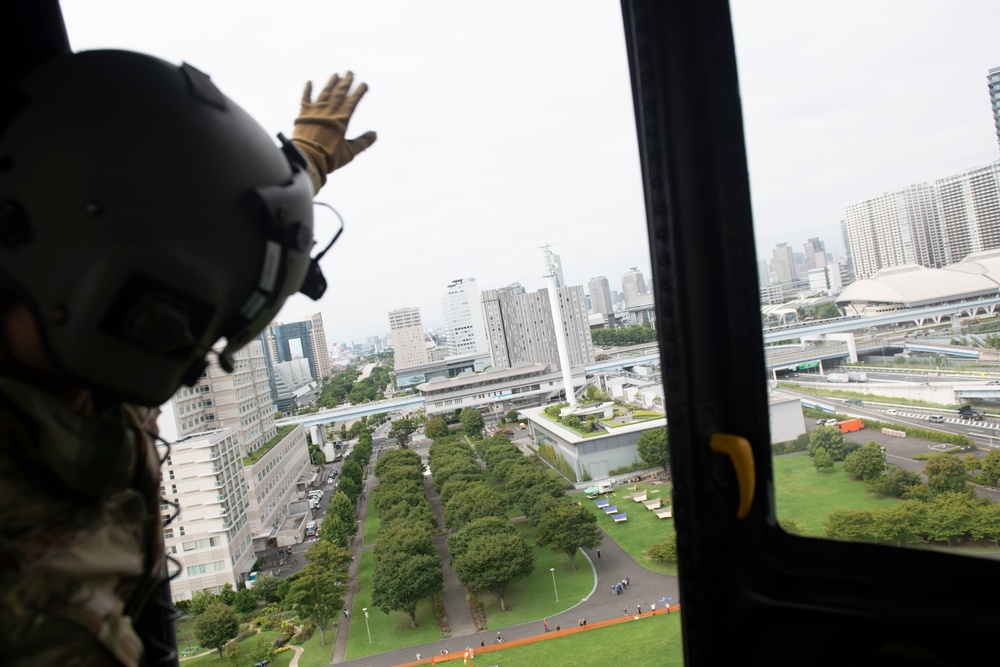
[292,71,377,190]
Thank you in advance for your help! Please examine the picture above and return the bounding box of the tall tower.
[441,278,488,356]
[267,321,317,382]
[389,307,430,370]
[588,276,613,317]
[544,246,577,407]
[989,66,1000,152]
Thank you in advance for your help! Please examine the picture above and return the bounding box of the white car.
[823,419,838,426]
[885,408,898,415]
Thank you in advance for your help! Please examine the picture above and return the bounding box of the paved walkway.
[424,475,476,637]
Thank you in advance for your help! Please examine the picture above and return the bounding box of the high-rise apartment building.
[481,284,594,370]
[989,66,1000,152]
[842,163,1000,281]
[771,243,796,283]
[936,162,1000,262]
[588,276,614,316]
[441,278,488,357]
[621,268,646,306]
[389,307,430,369]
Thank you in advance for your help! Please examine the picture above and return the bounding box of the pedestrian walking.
[637,604,642,614]
[480,639,485,647]
[625,576,630,587]
[544,618,550,632]
[623,607,628,617]
[556,624,560,631]
[597,548,601,559]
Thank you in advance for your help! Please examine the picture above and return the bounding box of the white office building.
[588,276,614,317]
[441,278,488,357]
[389,306,430,370]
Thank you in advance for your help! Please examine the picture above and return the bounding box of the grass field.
[363,489,381,544]
[772,455,901,535]
[432,610,684,667]
[582,485,678,576]
[182,631,293,666]
[294,624,336,667]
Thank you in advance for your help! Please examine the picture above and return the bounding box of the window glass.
[732,0,1000,555]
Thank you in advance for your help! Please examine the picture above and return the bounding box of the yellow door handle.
[710,433,755,519]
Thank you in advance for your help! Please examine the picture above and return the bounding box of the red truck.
[836,418,865,434]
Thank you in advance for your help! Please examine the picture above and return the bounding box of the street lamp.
[362,607,371,643]
[549,567,559,602]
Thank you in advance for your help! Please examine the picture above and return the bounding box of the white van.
[305,521,317,537]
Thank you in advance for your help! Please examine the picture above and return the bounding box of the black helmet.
[0,50,323,406]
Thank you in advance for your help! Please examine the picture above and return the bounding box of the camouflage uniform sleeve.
[0,379,166,666]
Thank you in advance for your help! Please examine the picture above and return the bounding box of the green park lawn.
[182,631,292,666]
[293,624,337,667]
[345,548,441,659]
[362,489,381,544]
[434,610,684,667]
[477,521,596,630]
[584,484,677,575]
[772,455,900,535]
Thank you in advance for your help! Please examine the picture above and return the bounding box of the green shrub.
[645,534,678,563]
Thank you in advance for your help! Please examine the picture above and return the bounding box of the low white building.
[768,394,807,443]
[519,405,666,482]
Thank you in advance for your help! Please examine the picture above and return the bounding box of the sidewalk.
[424,475,476,637]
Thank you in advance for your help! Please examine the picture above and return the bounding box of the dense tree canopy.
[808,426,846,460]
[534,503,603,571]
[194,601,240,656]
[389,418,418,446]
[636,427,670,471]
[453,533,533,612]
[371,551,443,627]
[843,442,885,481]
[286,567,345,645]
[924,453,970,495]
[591,325,657,347]
[459,408,485,438]
[446,516,519,563]
[426,416,450,439]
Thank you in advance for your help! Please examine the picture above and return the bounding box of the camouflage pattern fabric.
[0,378,165,666]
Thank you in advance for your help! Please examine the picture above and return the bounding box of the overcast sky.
[61,1,1000,347]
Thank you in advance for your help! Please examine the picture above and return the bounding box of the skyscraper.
[804,237,827,270]
[389,307,430,369]
[936,162,1000,262]
[621,267,646,306]
[441,278,488,356]
[771,243,796,283]
[267,320,317,382]
[588,275,614,317]
[481,284,594,370]
[308,312,332,381]
[845,183,946,279]
[989,66,1000,152]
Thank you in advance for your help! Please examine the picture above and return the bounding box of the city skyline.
[61,1,1000,351]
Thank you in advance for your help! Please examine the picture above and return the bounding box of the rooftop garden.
[243,424,297,466]
[540,400,665,437]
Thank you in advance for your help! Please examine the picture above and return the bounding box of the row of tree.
[315,360,396,409]
[431,436,534,612]
[319,425,372,546]
[591,324,658,347]
[369,448,443,627]
[474,435,603,574]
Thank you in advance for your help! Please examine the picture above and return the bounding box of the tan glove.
[292,71,377,190]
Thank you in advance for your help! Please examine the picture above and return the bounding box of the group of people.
[612,575,631,595]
